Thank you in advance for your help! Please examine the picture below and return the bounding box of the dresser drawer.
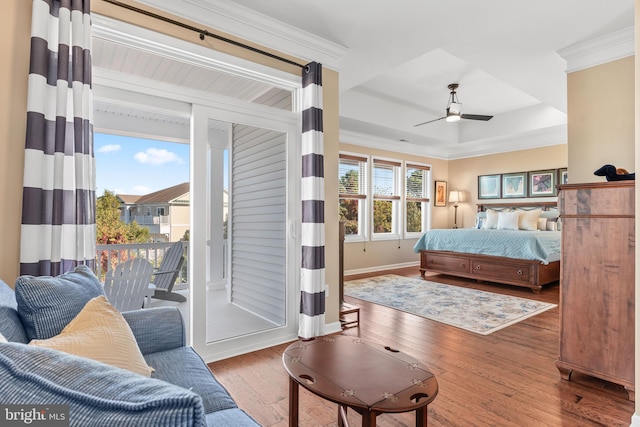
[425,253,470,273]
[470,260,532,284]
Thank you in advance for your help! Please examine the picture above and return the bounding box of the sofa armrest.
[122,307,185,355]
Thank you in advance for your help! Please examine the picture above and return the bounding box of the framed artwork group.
[478,168,567,199]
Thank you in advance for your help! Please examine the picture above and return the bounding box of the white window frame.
[338,152,368,242]
[404,162,431,238]
[371,157,402,241]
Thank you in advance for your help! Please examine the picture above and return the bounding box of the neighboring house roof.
[134,182,190,205]
[117,194,142,204]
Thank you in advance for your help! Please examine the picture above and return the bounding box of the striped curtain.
[21,0,96,276]
[299,62,325,338]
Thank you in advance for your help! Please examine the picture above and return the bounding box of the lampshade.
[449,190,462,204]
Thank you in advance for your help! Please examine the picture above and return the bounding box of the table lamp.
[449,190,462,229]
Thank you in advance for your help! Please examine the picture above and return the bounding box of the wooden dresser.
[556,181,635,400]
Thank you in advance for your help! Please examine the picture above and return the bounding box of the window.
[157,207,166,216]
[372,158,401,239]
[405,163,430,236]
[338,154,367,240]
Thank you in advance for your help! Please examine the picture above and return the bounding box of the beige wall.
[449,144,568,228]
[169,205,190,242]
[568,56,635,183]
[0,0,31,285]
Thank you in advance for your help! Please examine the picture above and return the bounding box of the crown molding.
[135,0,348,70]
[340,125,567,161]
[558,26,634,73]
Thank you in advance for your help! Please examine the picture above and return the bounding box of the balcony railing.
[129,215,170,225]
[95,240,228,287]
[95,241,189,289]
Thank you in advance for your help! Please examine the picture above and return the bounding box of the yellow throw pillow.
[518,209,542,231]
[29,296,153,377]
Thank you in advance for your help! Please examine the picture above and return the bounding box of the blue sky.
[95,133,190,197]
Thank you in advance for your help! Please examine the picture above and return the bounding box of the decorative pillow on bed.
[497,211,520,230]
[537,217,548,231]
[540,209,561,230]
[518,209,541,231]
[483,209,499,229]
[475,212,486,229]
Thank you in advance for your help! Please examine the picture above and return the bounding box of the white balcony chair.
[103,258,155,312]
[151,241,186,303]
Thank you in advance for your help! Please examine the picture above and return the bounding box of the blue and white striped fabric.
[299,62,325,338]
[21,0,96,276]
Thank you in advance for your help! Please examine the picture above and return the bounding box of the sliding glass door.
[190,105,300,362]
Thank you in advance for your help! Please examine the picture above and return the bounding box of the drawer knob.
[517,269,523,275]
[460,263,465,268]
[475,265,481,270]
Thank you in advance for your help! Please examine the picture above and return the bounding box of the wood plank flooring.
[208,268,635,426]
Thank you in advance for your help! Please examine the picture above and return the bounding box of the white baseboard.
[324,321,343,335]
[344,261,420,277]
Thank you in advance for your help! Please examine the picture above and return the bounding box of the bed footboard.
[419,250,560,293]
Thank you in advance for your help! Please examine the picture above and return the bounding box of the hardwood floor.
[208,267,635,426]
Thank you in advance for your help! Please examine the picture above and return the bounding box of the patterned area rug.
[344,274,556,335]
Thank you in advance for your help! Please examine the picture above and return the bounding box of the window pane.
[339,199,360,235]
[373,164,395,196]
[406,201,423,233]
[373,200,393,233]
[406,168,424,198]
[339,158,365,195]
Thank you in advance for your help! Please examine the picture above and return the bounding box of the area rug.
[344,274,556,335]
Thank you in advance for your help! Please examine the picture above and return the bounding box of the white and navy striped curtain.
[299,62,325,338]
[21,0,95,276]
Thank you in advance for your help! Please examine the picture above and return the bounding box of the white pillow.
[497,211,520,230]
[29,296,154,377]
[0,332,6,343]
[483,209,499,229]
[518,209,542,231]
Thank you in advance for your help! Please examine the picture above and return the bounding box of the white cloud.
[97,144,121,153]
[130,185,153,195]
[134,148,183,165]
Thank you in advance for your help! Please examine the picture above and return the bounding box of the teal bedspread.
[413,229,561,264]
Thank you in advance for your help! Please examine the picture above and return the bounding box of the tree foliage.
[96,190,150,274]
[338,170,360,234]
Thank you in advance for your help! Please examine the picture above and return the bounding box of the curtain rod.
[102,0,306,69]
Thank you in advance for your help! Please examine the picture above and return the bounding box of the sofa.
[0,266,260,426]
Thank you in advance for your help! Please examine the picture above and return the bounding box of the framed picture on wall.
[558,167,568,185]
[501,172,527,198]
[434,180,447,206]
[478,174,501,199]
[529,169,557,197]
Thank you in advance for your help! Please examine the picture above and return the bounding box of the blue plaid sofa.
[0,267,259,426]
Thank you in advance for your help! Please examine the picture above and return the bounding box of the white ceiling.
[124,0,634,158]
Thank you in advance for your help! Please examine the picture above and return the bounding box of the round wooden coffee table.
[282,335,438,426]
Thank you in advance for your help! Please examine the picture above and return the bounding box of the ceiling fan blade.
[461,114,493,121]
[414,117,445,127]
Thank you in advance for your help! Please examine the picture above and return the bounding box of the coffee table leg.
[338,405,348,427]
[289,377,299,427]
[415,406,428,427]
[361,410,376,427]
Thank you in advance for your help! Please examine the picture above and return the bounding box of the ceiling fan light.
[445,108,461,122]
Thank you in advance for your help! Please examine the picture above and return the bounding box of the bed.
[414,202,561,293]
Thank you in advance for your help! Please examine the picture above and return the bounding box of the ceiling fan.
[414,83,493,127]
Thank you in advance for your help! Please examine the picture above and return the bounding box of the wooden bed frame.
[418,202,560,293]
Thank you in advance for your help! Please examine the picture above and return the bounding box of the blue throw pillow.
[15,265,104,340]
